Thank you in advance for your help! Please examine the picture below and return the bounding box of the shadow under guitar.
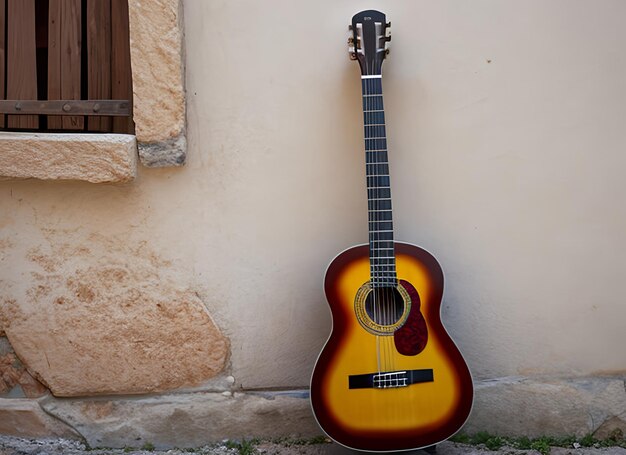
[321,443,438,455]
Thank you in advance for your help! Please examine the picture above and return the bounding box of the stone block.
[1,234,228,397]
[0,133,137,183]
[128,0,186,167]
[463,376,626,437]
[40,391,319,449]
[0,398,80,439]
[0,337,48,398]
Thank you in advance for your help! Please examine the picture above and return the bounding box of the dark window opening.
[0,0,134,134]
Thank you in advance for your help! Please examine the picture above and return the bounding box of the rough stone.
[463,376,626,437]
[0,398,80,439]
[138,135,186,167]
[0,337,48,398]
[0,233,229,397]
[40,390,319,449]
[0,133,137,183]
[128,0,186,167]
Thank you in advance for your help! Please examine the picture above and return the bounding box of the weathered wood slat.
[111,0,133,133]
[48,0,83,130]
[0,0,5,128]
[7,0,39,129]
[0,100,130,116]
[87,0,111,131]
[47,0,62,129]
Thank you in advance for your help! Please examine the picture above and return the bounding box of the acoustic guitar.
[310,10,473,452]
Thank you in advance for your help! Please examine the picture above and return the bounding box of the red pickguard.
[394,280,428,355]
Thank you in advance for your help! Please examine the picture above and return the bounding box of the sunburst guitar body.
[310,11,473,452]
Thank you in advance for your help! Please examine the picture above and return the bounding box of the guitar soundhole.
[364,287,405,326]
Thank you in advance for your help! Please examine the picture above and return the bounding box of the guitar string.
[364,61,383,380]
[365,64,382,380]
[364,71,389,374]
[375,73,391,376]
[377,67,396,412]
[364,71,380,374]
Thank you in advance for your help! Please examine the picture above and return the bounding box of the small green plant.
[223,439,257,455]
[529,437,551,455]
[580,434,595,447]
[484,435,504,451]
[273,435,331,447]
[141,442,155,451]
[450,431,626,454]
[513,435,532,450]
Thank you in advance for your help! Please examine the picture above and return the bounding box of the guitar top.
[310,10,474,452]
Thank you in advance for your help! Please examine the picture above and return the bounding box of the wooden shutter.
[0,0,133,134]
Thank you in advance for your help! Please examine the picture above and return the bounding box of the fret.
[366,165,390,174]
[361,79,383,91]
[366,149,387,153]
[363,98,383,110]
[365,126,386,135]
[369,221,393,228]
[369,215,393,220]
[368,190,391,196]
[368,209,391,216]
[367,179,390,184]
[367,189,391,199]
[363,112,385,124]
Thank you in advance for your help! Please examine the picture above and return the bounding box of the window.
[0,0,134,134]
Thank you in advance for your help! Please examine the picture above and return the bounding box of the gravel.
[1,435,626,455]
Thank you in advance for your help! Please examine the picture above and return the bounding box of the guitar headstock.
[348,10,391,76]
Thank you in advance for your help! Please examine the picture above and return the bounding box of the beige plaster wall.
[1,0,625,395]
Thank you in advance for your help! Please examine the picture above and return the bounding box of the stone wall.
[1,0,626,448]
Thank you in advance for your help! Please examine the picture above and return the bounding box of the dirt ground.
[1,436,626,455]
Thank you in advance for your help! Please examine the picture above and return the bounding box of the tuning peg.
[386,21,391,28]
[385,36,391,42]
[349,52,358,61]
[348,37,354,45]
[348,25,353,31]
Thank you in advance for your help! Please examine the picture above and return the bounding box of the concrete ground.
[1,436,626,455]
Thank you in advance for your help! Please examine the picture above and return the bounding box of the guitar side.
[311,242,473,452]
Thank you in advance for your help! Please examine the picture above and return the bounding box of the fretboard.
[362,75,397,288]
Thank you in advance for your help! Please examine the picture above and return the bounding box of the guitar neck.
[362,75,397,287]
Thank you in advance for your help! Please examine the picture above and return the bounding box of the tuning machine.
[383,19,391,56]
[348,26,361,60]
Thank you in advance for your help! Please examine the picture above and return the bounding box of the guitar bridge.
[373,371,408,388]
[348,368,433,389]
